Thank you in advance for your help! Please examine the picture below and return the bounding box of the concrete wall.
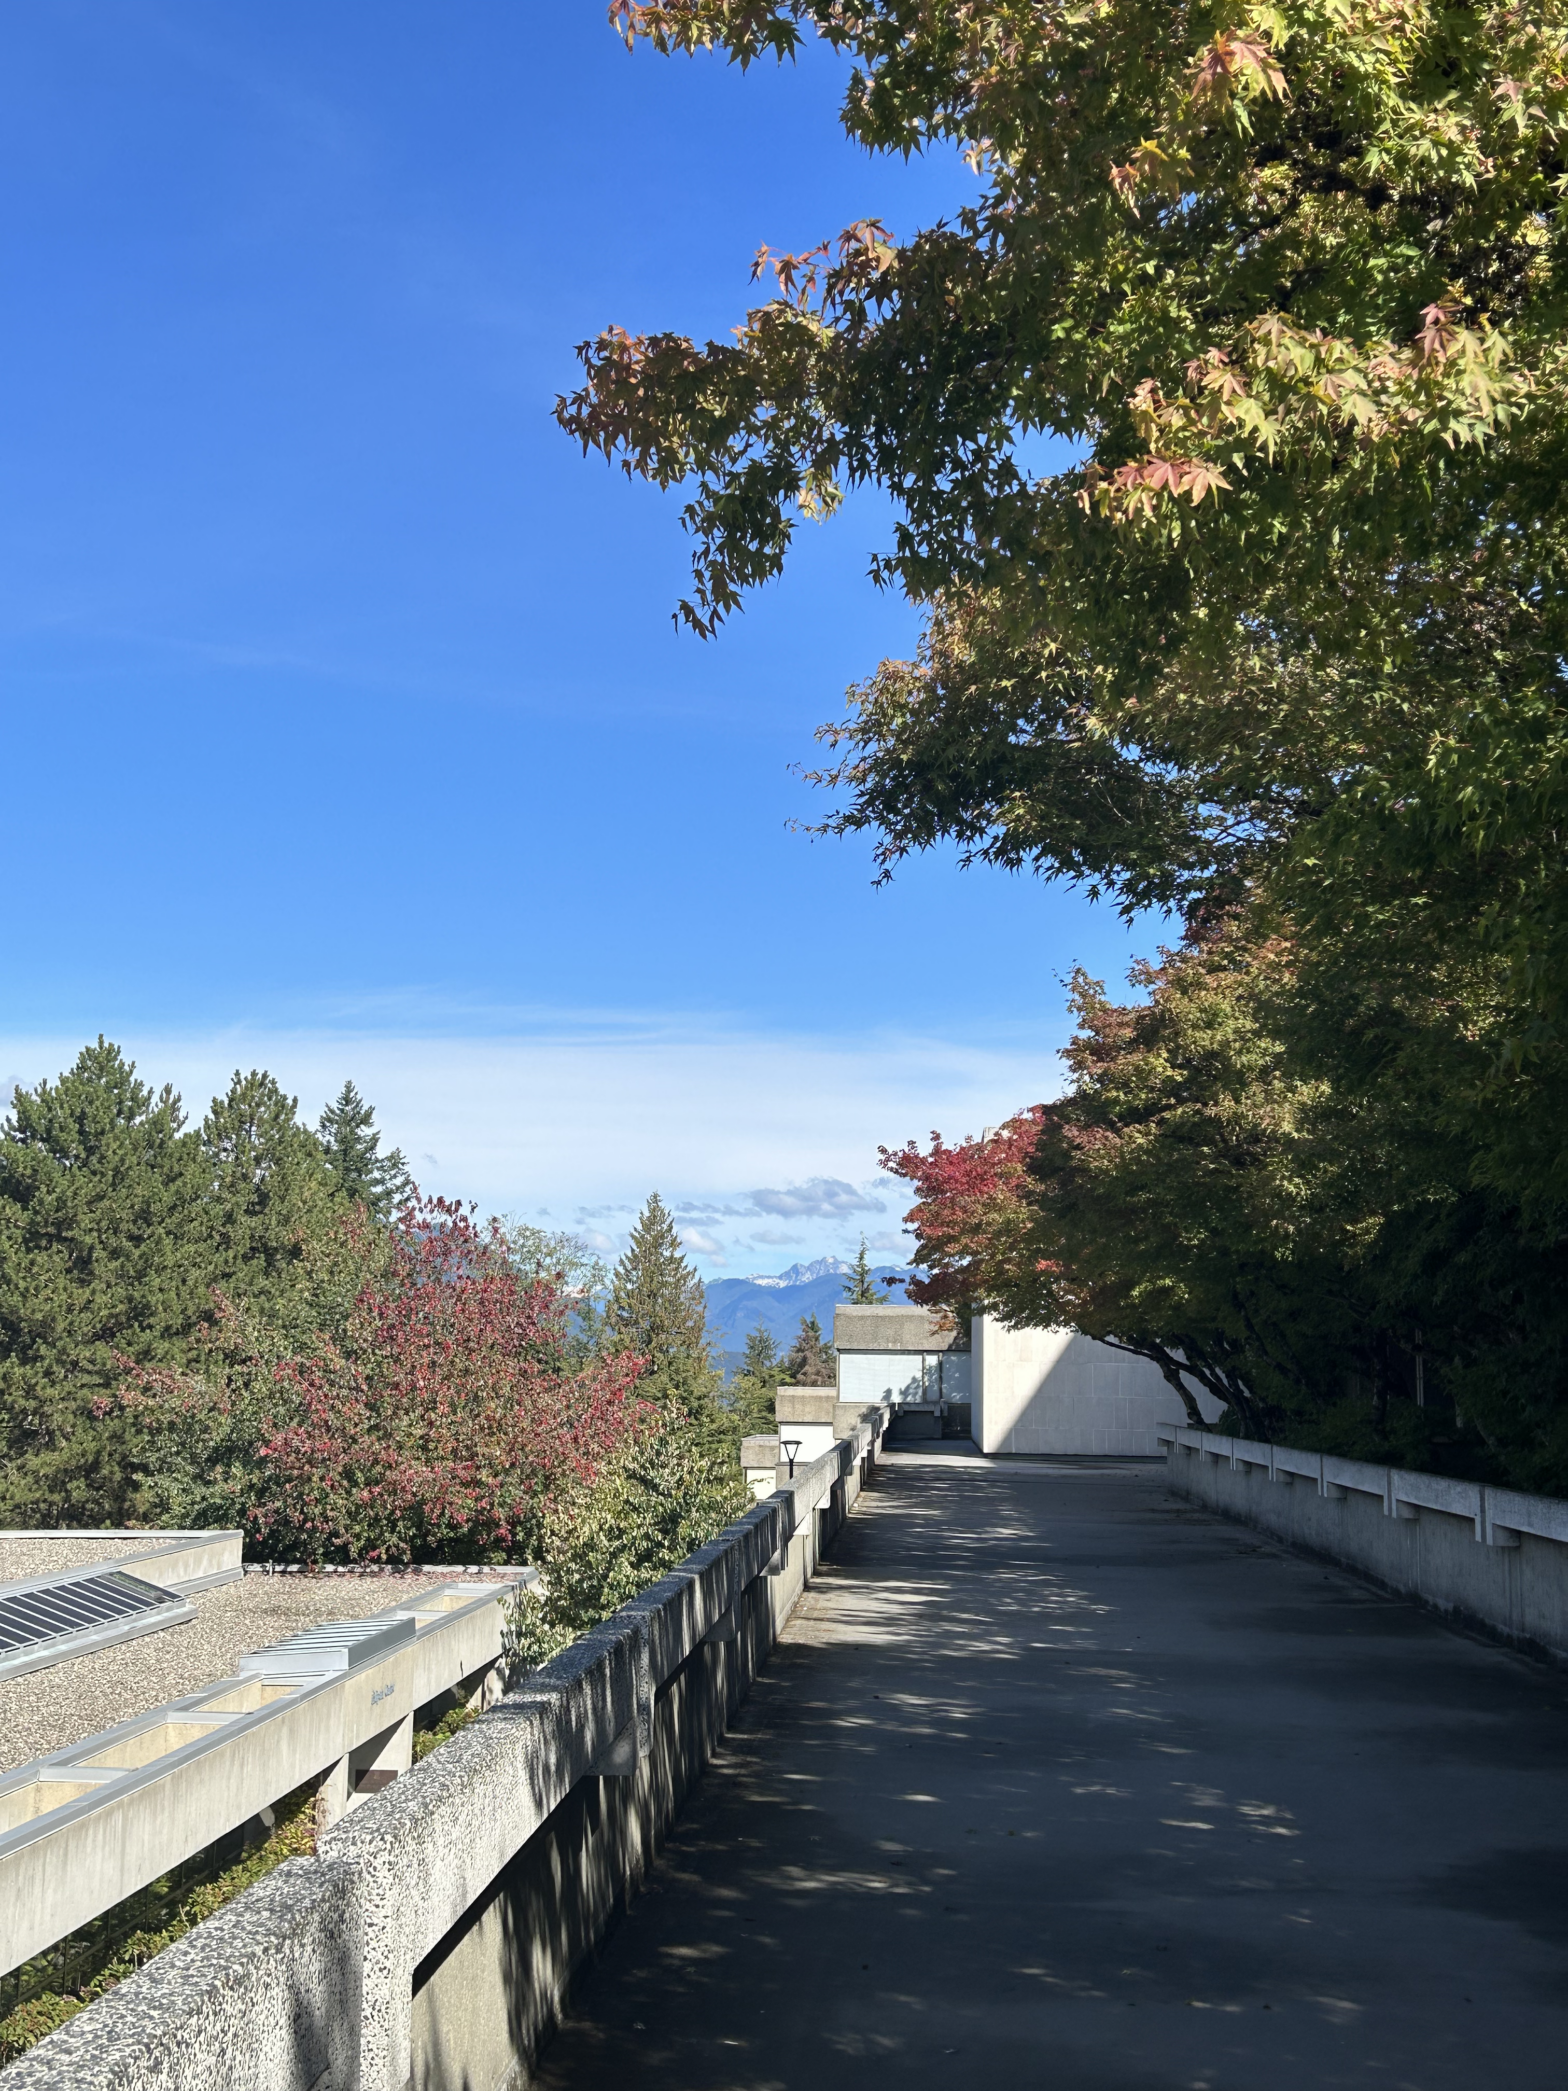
[2,1411,887,2091]
[974,1318,1216,1455]
[1161,1425,1568,1662]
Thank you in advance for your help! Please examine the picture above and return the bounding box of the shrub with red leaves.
[125,1197,647,1563]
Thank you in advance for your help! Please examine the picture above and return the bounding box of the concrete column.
[314,1754,350,1836]
[464,1658,504,1712]
[347,1712,414,1811]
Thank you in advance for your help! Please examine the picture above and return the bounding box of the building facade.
[834,1304,1215,1456]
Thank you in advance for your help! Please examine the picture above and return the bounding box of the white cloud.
[747,1227,805,1248]
[0,1018,1054,1270]
[679,1225,726,1262]
[867,1230,912,1253]
[748,1177,885,1220]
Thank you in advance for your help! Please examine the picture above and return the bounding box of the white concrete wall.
[973,1317,1211,1455]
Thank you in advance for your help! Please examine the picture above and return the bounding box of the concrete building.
[835,1303,1215,1455]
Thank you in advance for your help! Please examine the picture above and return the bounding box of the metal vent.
[0,1569,192,1682]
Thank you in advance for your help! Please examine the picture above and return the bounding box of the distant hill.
[706,1258,911,1368]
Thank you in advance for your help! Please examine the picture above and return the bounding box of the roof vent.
[239,1613,416,1677]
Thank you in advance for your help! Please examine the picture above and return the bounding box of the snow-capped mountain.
[707,1259,910,1365]
[743,1256,853,1289]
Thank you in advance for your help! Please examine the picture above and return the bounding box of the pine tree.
[316,1081,413,1221]
[0,1041,212,1522]
[843,1236,893,1305]
[605,1193,721,1417]
[780,1313,836,1388]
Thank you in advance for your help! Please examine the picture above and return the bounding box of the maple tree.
[888,914,1568,1487]
[562,0,1568,1186]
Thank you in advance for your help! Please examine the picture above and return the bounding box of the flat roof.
[0,1566,501,1776]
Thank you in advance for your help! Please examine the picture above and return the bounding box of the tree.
[0,1042,212,1523]
[780,1312,835,1388]
[565,2,1567,942]
[506,1412,753,1669]
[738,1321,781,1384]
[842,1236,893,1304]
[723,1322,785,1439]
[126,1199,647,1563]
[202,1070,334,1306]
[316,1081,413,1221]
[501,1220,611,1363]
[604,1193,723,1417]
[886,916,1568,1486]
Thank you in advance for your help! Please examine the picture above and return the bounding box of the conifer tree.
[604,1193,721,1417]
[316,1081,413,1221]
[739,1323,781,1384]
[0,1041,210,1522]
[780,1312,836,1388]
[203,1071,333,1303]
[842,1236,893,1305]
[724,1321,784,1439]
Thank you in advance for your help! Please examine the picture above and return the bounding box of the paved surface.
[537,1451,1568,2090]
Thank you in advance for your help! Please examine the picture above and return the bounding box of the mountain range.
[706,1258,910,1363]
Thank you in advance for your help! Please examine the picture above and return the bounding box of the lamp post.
[780,1437,802,1478]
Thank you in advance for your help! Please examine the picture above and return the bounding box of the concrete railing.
[0,1581,523,1982]
[3,1408,887,2091]
[1159,1423,1568,1660]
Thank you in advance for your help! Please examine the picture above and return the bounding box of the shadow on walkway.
[535,1455,1568,2090]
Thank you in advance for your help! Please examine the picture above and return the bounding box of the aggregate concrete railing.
[2,1407,887,2091]
[1159,1423,1568,1660]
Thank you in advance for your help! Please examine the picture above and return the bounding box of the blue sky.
[1,3,1163,1273]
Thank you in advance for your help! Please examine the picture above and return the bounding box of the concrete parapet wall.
[1160,1424,1568,1660]
[2,1413,885,2091]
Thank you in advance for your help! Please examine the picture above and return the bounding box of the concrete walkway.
[537,1453,1568,2090]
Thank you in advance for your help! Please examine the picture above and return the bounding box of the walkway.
[537,1452,1568,2090]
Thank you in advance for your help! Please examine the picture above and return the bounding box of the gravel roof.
[0,1568,469,1776]
[0,1534,170,1582]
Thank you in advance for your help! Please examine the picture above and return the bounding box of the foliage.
[566,0,1568,947]
[779,1311,835,1387]
[887,914,1568,1486]
[506,1410,753,1669]
[604,1193,724,1419]
[125,1199,647,1563]
[501,1218,610,1361]
[0,1785,316,2064]
[412,1700,479,1763]
[316,1081,413,1222]
[564,0,1568,1471]
[842,1235,894,1304]
[0,1046,332,1525]
[722,1321,785,1439]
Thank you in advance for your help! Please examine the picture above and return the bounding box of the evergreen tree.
[739,1323,781,1384]
[842,1237,893,1305]
[604,1193,722,1417]
[724,1322,784,1440]
[202,1071,333,1304]
[316,1081,413,1221]
[780,1313,836,1388]
[0,1041,211,1522]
